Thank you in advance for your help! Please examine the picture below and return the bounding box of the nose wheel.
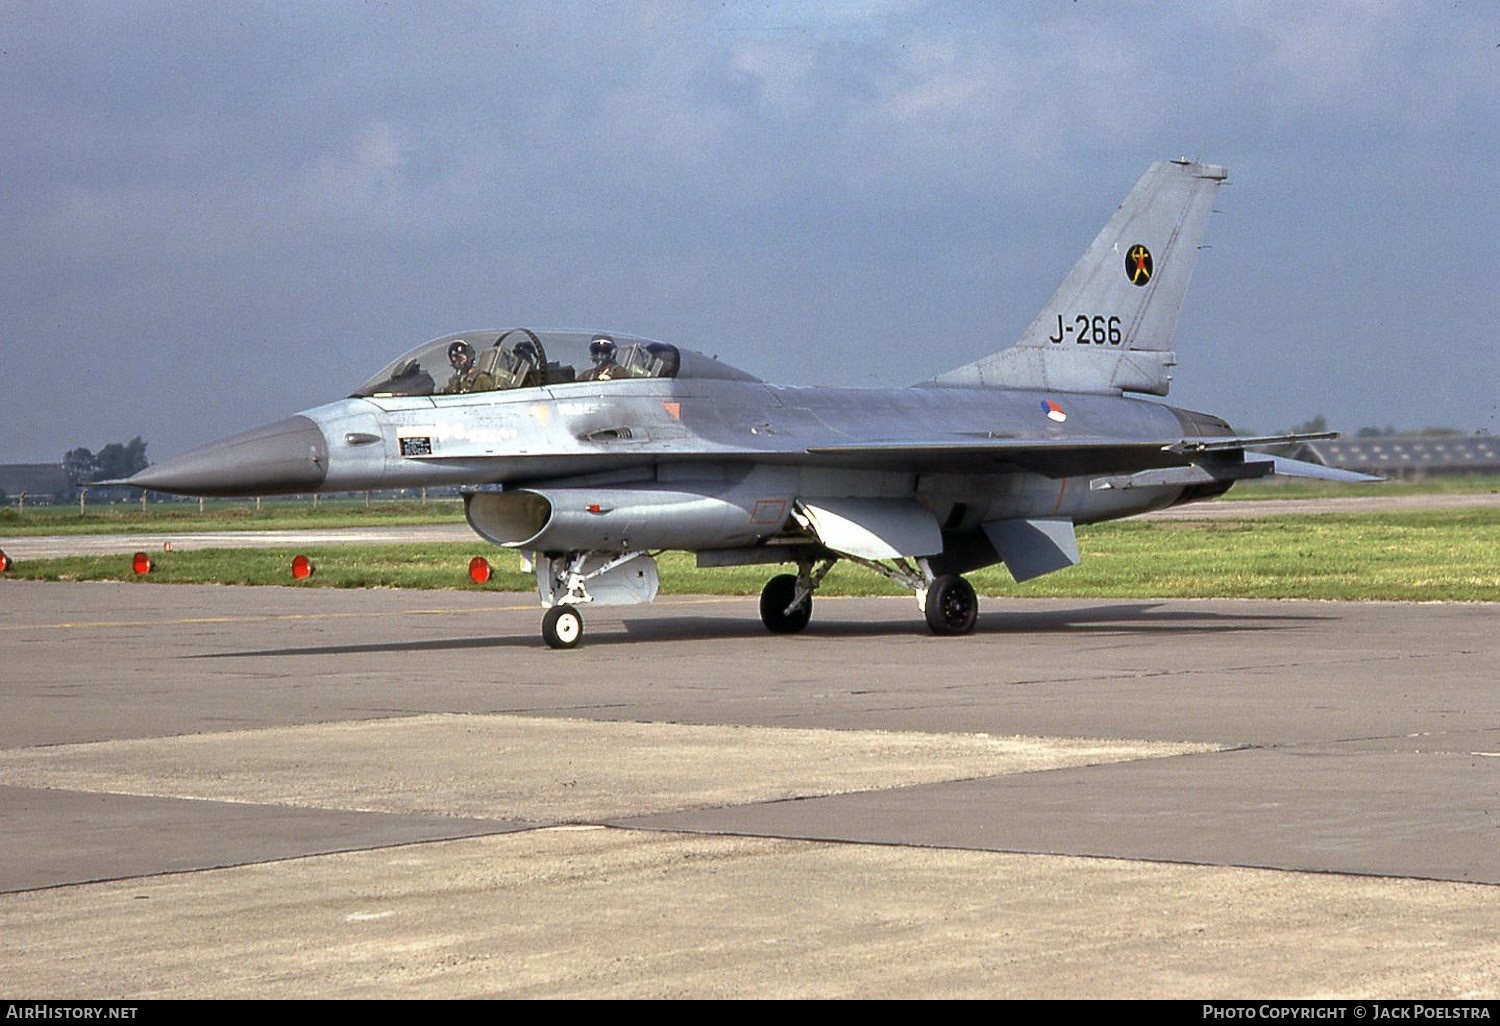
[542,604,583,649]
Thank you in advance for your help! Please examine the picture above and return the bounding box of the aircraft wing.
[805,431,1371,480]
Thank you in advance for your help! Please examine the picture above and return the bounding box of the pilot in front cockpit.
[443,340,495,394]
[578,335,618,381]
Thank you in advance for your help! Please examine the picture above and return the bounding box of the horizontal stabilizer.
[1249,454,1383,483]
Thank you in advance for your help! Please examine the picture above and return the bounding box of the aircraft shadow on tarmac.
[975,602,1332,634]
[195,602,1330,658]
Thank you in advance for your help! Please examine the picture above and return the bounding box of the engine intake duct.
[465,484,791,554]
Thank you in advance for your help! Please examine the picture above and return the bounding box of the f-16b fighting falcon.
[125,160,1374,648]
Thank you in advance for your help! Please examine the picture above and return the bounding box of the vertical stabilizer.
[934,159,1227,396]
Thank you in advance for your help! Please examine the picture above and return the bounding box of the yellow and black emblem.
[1125,244,1153,286]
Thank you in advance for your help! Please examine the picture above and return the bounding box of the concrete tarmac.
[0,580,1496,998]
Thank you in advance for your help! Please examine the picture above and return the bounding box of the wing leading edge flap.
[982,518,1081,583]
[806,436,1187,478]
[797,497,942,560]
[807,436,1204,479]
[807,431,1340,460]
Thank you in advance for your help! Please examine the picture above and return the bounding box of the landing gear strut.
[832,554,980,636]
[530,549,660,649]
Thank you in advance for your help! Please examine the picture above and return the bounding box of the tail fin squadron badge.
[1126,244,1153,286]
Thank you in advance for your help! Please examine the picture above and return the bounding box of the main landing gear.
[923,573,978,635]
[759,574,813,634]
[758,556,979,637]
[757,558,833,635]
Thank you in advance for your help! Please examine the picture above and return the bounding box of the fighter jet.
[126,159,1374,648]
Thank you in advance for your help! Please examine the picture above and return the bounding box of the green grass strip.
[4,509,1496,603]
[0,499,465,536]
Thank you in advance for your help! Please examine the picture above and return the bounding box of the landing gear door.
[797,498,943,560]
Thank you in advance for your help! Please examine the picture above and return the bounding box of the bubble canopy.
[353,329,760,399]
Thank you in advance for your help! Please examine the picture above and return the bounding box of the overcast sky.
[3,0,1496,464]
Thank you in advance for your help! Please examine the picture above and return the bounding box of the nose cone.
[127,415,329,497]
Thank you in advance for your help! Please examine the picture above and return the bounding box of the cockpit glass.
[352,329,753,398]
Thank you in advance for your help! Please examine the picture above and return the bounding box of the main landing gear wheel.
[924,574,978,636]
[542,605,583,649]
[759,573,812,634]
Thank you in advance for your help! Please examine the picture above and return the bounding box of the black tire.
[759,573,812,634]
[542,604,583,649]
[924,575,978,635]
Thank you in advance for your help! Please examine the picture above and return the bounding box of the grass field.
[1223,474,1500,500]
[5,508,1497,603]
[0,498,466,536]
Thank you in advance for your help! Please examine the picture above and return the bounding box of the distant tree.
[94,436,149,481]
[63,437,148,500]
[1289,415,1328,435]
[1352,425,1463,438]
[63,446,97,486]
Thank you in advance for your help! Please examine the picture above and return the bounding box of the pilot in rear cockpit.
[443,340,495,394]
[579,335,618,381]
